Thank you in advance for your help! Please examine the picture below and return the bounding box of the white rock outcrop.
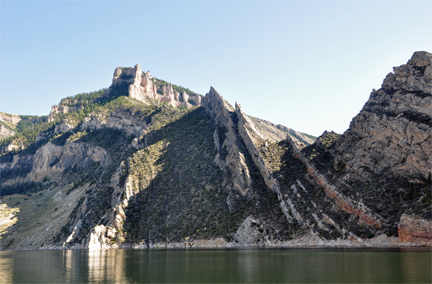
[0,125,15,139]
[0,112,22,124]
[112,64,202,108]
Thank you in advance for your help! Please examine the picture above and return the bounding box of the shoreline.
[3,234,431,251]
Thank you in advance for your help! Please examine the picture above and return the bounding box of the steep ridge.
[335,51,431,182]
[330,51,432,242]
[235,102,384,244]
[266,51,432,244]
[232,52,431,246]
[38,87,294,249]
[248,116,315,146]
[0,52,431,250]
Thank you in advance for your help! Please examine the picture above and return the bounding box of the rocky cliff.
[49,64,202,118]
[112,64,202,108]
[335,51,431,182]
[263,51,432,245]
[0,52,430,250]
[329,51,432,243]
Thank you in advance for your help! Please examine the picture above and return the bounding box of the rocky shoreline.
[2,234,427,251]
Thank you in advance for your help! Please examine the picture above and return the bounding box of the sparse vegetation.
[300,132,317,140]
[153,77,200,97]
[2,57,431,250]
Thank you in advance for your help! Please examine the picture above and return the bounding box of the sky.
[1,1,431,137]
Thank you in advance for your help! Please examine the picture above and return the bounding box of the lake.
[0,247,430,283]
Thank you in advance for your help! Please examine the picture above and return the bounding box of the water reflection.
[0,252,13,283]
[0,247,430,283]
[62,249,88,283]
[90,249,127,282]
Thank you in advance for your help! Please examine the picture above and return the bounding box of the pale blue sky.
[1,1,431,136]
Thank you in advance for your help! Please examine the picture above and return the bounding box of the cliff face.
[112,64,202,108]
[330,51,432,243]
[0,52,431,250]
[48,64,202,118]
[301,51,432,242]
[335,51,431,182]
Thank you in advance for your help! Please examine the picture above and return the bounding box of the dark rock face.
[309,51,432,240]
[335,51,431,182]
[237,51,432,244]
[330,52,432,231]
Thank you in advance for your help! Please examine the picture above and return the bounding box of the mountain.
[0,52,430,250]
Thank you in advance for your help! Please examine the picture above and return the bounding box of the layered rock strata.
[1,52,431,251]
[398,214,432,243]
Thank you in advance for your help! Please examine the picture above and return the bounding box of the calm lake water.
[0,247,430,283]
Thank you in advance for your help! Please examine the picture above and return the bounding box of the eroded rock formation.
[113,64,202,108]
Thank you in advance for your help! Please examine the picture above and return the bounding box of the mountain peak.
[112,64,202,108]
[409,51,431,67]
[335,50,432,182]
[381,51,432,96]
